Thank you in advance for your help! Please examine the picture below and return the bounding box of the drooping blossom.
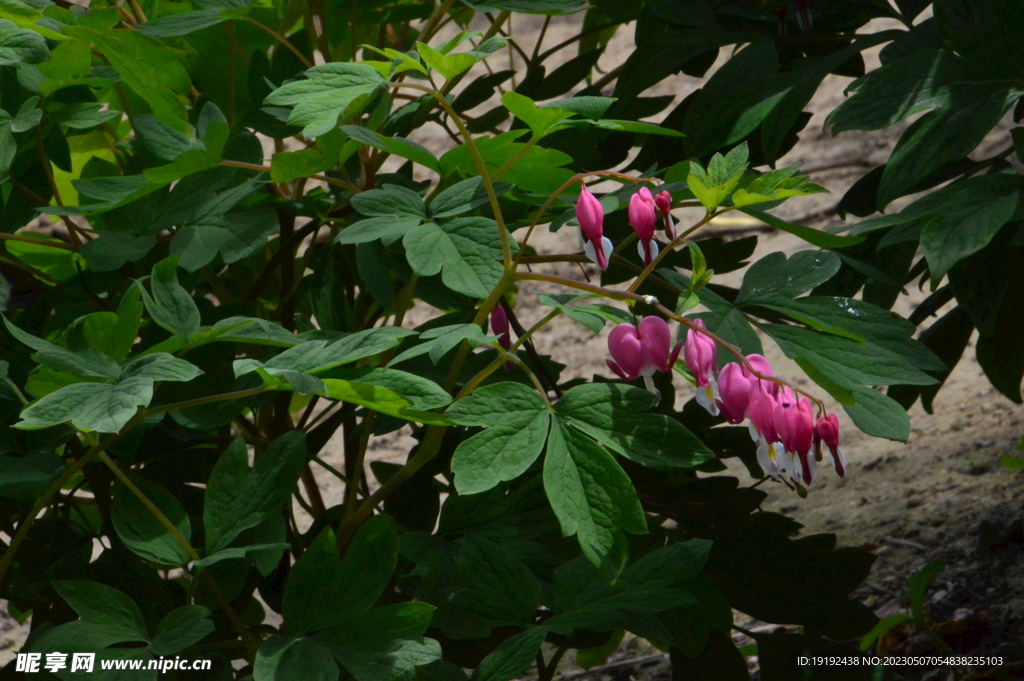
[716,362,754,424]
[683,319,718,415]
[745,353,778,397]
[606,316,682,397]
[814,413,845,477]
[774,388,816,484]
[628,188,659,266]
[748,389,785,476]
[654,190,676,240]
[576,185,611,271]
[490,305,514,372]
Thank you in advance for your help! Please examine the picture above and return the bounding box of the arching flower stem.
[514,271,827,413]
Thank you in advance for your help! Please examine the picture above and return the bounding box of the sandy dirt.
[4,9,1024,681]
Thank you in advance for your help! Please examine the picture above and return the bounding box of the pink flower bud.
[716,362,754,424]
[814,413,845,477]
[576,185,608,271]
[606,316,682,395]
[490,305,514,372]
[654,190,676,240]
[628,191,658,266]
[684,319,719,415]
[683,319,716,388]
[744,353,778,397]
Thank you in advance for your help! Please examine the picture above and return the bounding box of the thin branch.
[240,17,313,69]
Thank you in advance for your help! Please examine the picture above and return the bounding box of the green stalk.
[98,452,259,662]
[394,83,512,267]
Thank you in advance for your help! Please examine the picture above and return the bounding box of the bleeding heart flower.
[490,305,514,372]
[814,413,845,477]
[606,316,682,397]
[654,190,676,240]
[745,353,778,398]
[628,189,659,266]
[774,389,816,484]
[748,390,785,476]
[716,362,754,424]
[684,318,719,415]
[576,185,611,271]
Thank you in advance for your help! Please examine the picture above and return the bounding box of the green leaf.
[120,353,203,383]
[419,323,498,364]
[16,377,153,432]
[448,382,551,494]
[340,126,441,173]
[318,603,441,681]
[445,535,541,630]
[0,19,47,65]
[141,255,201,342]
[203,433,306,554]
[63,25,192,133]
[264,62,386,139]
[589,119,685,137]
[255,636,339,681]
[731,169,827,208]
[686,144,749,212]
[4,316,121,380]
[740,209,864,249]
[754,296,944,372]
[270,148,332,183]
[502,92,574,137]
[537,293,607,333]
[541,96,615,120]
[403,218,512,298]
[52,580,150,644]
[847,174,1023,284]
[470,627,548,681]
[920,189,1019,286]
[416,42,477,81]
[764,324,938,389]
[735,251,841,305]
[327,368,451,411]
[320,378,452,425]
[0,453,62,505]
[193,543,292,568]
[841,386,911,442]
[9,95,40,133]
[440,130,574,195]
[909,560,945,623]
[3,233,86,282]
[150,606,215,656]
[878,84,1021,207]
[554,383,712,469]
[544,421,646,580]
[336,216,422,246]
[428,176,511,219]
[351,184,426,218]
[826,49,966,133]
[284,520,398,635]
[550,541,709,630]
[1000,455,1024,470]
[111,475,192,566]
[934,0,1024,78]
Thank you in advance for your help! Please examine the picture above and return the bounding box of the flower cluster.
[575,184,676,271]
[682,319,846,485]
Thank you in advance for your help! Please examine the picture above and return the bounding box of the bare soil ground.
[3,10,1024,681]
